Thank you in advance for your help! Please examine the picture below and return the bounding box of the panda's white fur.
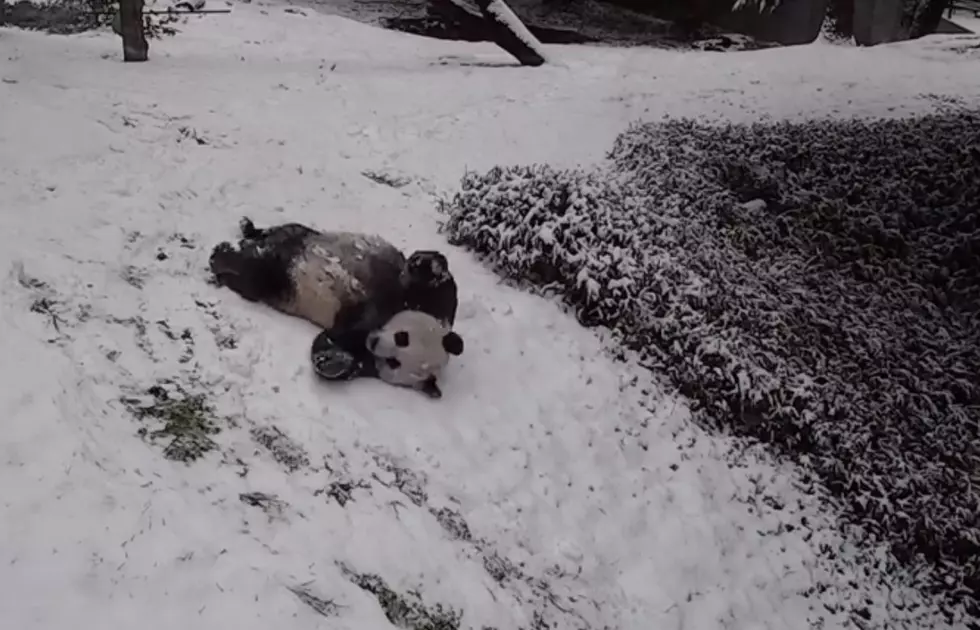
[366,310,464,399]
[278,230,405,331]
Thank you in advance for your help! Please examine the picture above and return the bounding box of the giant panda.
[208,217,462,395]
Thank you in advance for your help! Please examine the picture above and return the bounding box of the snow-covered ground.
[2,5,979,629]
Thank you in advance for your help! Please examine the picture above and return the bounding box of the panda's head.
[365,310,464,399]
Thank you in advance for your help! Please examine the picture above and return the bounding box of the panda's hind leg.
[209,241,290,304]
[209,242,261,302]
[239,216,264,240]
[310,330,357,381]
[310,329,378,381]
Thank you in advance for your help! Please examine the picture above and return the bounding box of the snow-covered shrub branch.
[731,0,782,12]
[440,110,980,624]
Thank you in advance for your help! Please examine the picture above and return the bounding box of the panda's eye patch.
[394,331,410,347]
[385,357,401,369]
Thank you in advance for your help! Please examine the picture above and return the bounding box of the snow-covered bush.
[440,110,980,618]
[440,164,651,328]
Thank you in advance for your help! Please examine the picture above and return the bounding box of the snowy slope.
[2,5,979,630]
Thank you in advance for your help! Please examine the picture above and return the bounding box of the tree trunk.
[853,0,905,44]
[826,0,856,37]
[119,0,149,62]
[904,0,951,37]
[472,0,548,66]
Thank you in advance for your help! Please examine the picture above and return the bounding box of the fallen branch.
[385,0,560,65]
[472,0,548,65]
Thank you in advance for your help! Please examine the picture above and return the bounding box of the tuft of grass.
[362,169,412,188]
[339,563,462,630]
[370,452,428,506]
[250,425,310,472]
[239,492,289,519]
[316,479,371,507]
[287,584,341,617]
[124,383,221,463]
[429,507,473,542]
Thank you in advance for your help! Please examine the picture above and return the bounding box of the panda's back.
[284,230,406,331]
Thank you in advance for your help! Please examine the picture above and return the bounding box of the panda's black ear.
[442,331,463,356]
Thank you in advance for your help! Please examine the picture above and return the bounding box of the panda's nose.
[366,332,379,352]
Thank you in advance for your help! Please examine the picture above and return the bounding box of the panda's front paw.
[419,376,442,399]
[311,349,358,381]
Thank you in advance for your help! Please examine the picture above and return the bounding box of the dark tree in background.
[825,0,855,37]
[599,0,952,44]
[730,0,952,40]
[118,0,148,61]
[851,0,952,43]
[814,0,951,40]
[903,0,951,37]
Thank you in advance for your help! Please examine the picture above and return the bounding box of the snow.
[1,4,979,630]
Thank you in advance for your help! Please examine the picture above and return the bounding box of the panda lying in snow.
[208,217,463,399]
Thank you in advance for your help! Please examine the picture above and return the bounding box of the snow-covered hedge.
[439,111,980,617]
[437,165,652,328]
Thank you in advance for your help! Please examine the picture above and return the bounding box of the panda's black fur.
[209,217,459,386]
[402,250,458,328]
